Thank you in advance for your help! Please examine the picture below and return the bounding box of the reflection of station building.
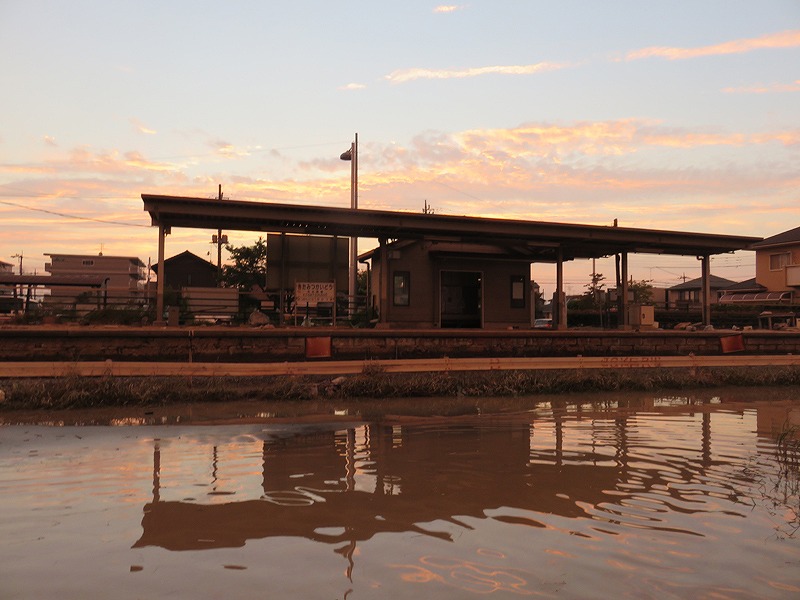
[133,402,787,554]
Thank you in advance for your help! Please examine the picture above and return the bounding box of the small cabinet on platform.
[626,304,655,327]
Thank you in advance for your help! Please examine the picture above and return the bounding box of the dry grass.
[1,365,799,411]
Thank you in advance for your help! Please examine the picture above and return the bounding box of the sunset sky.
[1,1,798,293]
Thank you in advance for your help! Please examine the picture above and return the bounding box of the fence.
[5,284,372,327]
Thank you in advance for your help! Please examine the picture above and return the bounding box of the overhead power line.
[0,199,149,228]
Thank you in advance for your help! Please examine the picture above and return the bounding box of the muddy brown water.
[1,389,799,599]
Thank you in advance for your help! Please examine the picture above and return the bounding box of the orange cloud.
[637,131,747,148]
[46,147,181,175]
[454,120,793,158]
[2,118,796,279]
[750,130,800,146]
[0,163,56,174]
[626,29,800,61]
[210,140,255,158]
[457,121,644,156]
[123,151,179,172]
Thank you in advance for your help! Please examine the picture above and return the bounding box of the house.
[667,275,738,309]
[364,239,533,328]
[750,225,800,304]
[150,250,238,322]
[45,253,145,290]
[43,253,146,309]
[0,261,19,313]
[718,226,800,306]
[716,277,791,304]
[150,250,218,290]
[0,260,13,303]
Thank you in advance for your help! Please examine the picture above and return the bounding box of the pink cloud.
[385,62,569,84]
[722,80,800,94]
[130,118,157,135]
[1,118,796,277]
[433,5,465,13]
[626,29,800,61]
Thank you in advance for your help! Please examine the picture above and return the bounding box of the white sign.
[295,282,335,305]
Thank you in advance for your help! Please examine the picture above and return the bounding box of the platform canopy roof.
[142,194,761,262]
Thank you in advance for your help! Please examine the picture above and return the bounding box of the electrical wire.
[0,199,150,228]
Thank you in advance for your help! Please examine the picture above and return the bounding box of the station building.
[142,194,761,329]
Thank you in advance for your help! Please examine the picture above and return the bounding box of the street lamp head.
[340,149,352,161]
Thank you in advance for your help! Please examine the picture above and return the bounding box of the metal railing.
[4,285,373,327]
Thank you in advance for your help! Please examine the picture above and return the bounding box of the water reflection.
[134,401,799,559]
[3,396,798,598]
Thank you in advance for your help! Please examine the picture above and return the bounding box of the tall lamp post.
[340,133,358,313]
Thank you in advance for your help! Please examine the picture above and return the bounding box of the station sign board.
[295,281,336,305]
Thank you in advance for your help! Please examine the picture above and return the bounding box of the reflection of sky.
[156,438,266,504]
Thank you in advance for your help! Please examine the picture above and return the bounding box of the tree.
[629,279,654,304]
[220,237,268,291]
[567,272,607,311]
[586,271,606,307]
[356,269,368,297]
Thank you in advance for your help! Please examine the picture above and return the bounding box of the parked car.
[533,318,553,329]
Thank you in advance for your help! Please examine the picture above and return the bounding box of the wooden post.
[701,254,711,327]
[555,247,567,330]
[620,252,629,328]
[155,223,167,325]
[349,134,358,316]
[379,237,388,326]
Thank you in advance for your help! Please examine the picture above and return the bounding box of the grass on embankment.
[1,366,800,412]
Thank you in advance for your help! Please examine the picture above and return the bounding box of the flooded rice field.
[1,389,799,599]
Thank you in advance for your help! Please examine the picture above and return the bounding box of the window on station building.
[393,271,410,306]
[510,275,525,308]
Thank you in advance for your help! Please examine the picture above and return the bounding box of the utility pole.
[217,185,223,273]
[340,134,358,314]
[11,252,23,301]
[11,252,23,275]
[211,185,227,281]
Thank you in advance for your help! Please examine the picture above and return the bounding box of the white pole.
[349,133,358,315]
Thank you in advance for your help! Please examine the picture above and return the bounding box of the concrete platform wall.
[1,327,799,363]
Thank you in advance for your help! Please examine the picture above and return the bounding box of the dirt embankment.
[2,366,800,415]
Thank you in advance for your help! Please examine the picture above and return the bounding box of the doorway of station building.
[440,270,482,328]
